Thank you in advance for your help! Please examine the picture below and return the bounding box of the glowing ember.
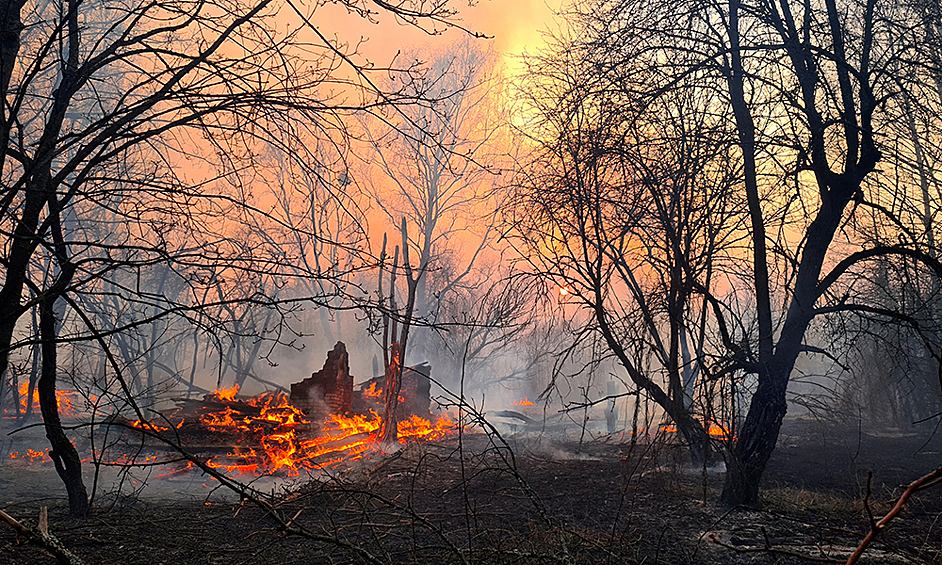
[17,382,79,415]
[559,286,572,297]
[512,398,534,406]
[9,448,46,463]
[127,419,180,433]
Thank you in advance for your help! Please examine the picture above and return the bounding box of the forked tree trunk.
[376,219,421,449]
[38,295,89,518]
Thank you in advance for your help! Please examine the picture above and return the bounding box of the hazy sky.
[317,0,563,74]
[464,0,563,62]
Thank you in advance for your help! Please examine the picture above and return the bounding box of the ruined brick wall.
[400,363,431,417]
[289,341,354,419]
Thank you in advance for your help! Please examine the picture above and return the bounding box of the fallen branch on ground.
[0,507,87,565]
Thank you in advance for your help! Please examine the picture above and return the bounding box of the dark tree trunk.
[720,366,789,506]
[0,7,25,329]
[21,304,40,421]
[376,219,420,449]
[594,300,713,465]
[38,294,89,518]
[675,411,714,466]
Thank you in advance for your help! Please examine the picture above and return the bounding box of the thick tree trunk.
[720,366,789,506]
[38,295,89,518]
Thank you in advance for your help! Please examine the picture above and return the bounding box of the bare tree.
[532,0,942,506]
[403,259,552,402]
[375,221,421,447]
[512,32,742,462]
[0,0,473,516]
[833,0,942,428]
[362,38,505,365]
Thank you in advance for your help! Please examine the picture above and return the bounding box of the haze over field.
[1,1,942,563]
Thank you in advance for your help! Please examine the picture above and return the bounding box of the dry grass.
[761,486,861,517]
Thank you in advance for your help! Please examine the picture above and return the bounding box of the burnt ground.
[2,417,942,565]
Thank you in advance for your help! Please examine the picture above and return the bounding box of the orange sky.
[312,0,564,74]
[463,0,564,62]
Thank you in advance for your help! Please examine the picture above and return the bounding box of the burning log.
[289,342,354,420]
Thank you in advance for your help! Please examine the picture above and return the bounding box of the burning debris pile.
[143,341,456,476]
[6,342,459,478]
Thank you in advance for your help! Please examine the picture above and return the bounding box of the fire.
[559,286,572,297]
[127,419,181,433]
[360,382,404,403]
[17,382,78,415]
[512,398,534,406]
[706,423,733,439]
[399,413,456,440]
[198,390,460,476]
[9,448,46,463]
[213,384,240,402]
[362,382,382,399]
[658,420,733,440]
[8,385,462,477]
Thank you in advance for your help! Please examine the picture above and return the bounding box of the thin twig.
[846,465,942,565]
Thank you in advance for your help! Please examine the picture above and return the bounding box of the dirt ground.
[2,417,942,565]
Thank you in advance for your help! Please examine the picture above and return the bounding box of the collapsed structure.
[289,341,354,419]
[128,341,448,476]
[289,341,432,420]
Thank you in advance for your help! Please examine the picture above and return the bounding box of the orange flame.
[9,448,46,463]
[201,390,460,476]
[512,398,534,406]
[361,382,404,404]
[362,382,382,399]
[18,382,78,415]
[213,384,240,402]
[10,388,463,476]
[658,420,733,440]
[126,419,180,433]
